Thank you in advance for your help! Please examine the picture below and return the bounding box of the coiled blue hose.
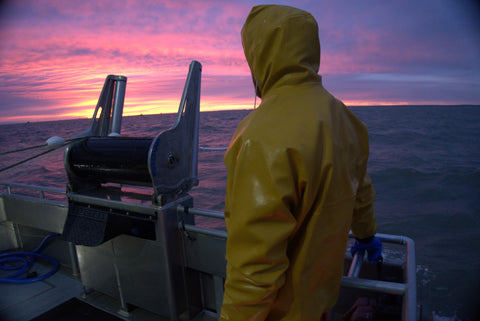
[0,233,59,284]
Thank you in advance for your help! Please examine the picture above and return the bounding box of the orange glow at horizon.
[43,96,256,120]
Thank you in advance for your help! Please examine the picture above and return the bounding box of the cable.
[0,233,59,284]
[0,148,58,173]
[0,136,70,156]
[0,137,85,174]
[0,143,49,156]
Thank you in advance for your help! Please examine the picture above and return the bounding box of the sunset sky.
[0,0,479,124]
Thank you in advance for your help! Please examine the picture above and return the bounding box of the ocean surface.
[0,106,479,320]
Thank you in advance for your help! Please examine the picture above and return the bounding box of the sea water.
[0,106,479,320]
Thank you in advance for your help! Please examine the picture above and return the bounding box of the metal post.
[110,79,126,136]
[347,251,364,278]
[177,206,225,220]
[111,241,130,317]
[213,275,224,319]
[403,237,417,321]
[68,242,80,277]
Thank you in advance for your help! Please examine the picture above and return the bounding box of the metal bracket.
[148,60,202,199]
[75,75,127,138]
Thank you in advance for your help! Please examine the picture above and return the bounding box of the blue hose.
[0,233,59,284]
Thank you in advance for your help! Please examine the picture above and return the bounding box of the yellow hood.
[241,4,321,98]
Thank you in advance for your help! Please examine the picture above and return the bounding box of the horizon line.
[1,103,479,126]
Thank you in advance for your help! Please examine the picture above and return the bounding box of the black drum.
[65,137,154,188]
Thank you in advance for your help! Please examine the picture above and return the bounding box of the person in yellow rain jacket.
[220,4,382,321]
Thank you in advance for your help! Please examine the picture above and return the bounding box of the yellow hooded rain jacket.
[221,5,377,321]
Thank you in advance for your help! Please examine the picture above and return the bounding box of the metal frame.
[74,75,127,138]
[0,183,416,320]
[148,60,202,199]
[0,181,65,198]
[178,206,417,321]
[345,233,416,321]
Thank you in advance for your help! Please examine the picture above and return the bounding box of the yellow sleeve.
[351,173,377,239]
[220,139,298,321]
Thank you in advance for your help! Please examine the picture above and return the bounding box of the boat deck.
[1,264,83,321]
[0,263,217,321]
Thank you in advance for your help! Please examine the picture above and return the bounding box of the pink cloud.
[0,0,479,123]
[0,0,254,122]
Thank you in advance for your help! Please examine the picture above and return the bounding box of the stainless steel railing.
[0,181,65,200]
[178,206,417,321]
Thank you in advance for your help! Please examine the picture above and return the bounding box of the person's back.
[221,5,378,321]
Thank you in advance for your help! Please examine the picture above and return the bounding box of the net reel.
[62,61,202,246]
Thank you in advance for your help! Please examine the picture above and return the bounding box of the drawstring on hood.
[254,78,258,108]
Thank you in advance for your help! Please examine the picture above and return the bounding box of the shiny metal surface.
[149,61,202,199]
[0,220,18,252]
[1,185,417,320]
[73,75,127,138]
[73,193,201,320]
[77,235,172,316]
[0,194,67,234]
[183,230,226,277]
[347,251,365,278]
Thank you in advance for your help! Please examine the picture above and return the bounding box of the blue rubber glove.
[351,236,383,264]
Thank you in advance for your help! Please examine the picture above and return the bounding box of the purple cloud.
[0,0,479,123]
